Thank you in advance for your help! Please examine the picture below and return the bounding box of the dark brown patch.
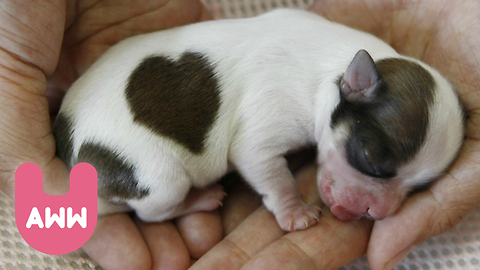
[331,58,436,178]
[77,142,150,200]
[53,113,75,169]
[125,52,221,154]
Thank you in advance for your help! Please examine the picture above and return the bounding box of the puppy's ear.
[340,50,381,102]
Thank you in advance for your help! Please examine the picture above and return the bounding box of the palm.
[0,1,216,269]
[194,2,480,270]
[310,0,480,268]
[52,2,218,268]
[3,1,479,269]
[48,0,209,110]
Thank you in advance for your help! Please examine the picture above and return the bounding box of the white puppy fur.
[55,9,464,231]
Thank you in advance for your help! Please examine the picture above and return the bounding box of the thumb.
[40,158,71,196]
[367,139,480,269]
[0,0,66,198]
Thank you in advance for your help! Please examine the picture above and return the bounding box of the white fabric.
[2,191,479,269]
[0,192,98,269]
[342,206,480,270]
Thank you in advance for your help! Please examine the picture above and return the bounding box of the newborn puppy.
[54,9,465,231]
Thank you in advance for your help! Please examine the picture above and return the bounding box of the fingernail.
[384,246,413,270]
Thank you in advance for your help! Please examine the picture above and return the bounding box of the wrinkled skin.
[0,0,479,269]
[0,1,216,269]
[196,1,480,269]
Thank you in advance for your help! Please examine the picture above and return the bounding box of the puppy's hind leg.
[127,165,226,222]
[98,197,132,216]
[131,184,226,222]
[179,183,227,215]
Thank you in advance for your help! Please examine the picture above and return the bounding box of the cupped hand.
[310,0,480,268]
[192,1,480,269]
[0,1,220,269]
[3,1,478,269]
[192,163,373,270]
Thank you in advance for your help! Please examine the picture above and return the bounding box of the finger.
[367,138,480,270]
[175,210,224,259]
[308,0,396,38]
[191,164,326,270]
[239,165,372,270]
[241,211,372,270]
[190,205,285,270]
[199,0,214,21]
[0,49,55,199]
[63,0,213,75]
[46,87,66,117]
[308,0,441,59]
[41,158,71,195]
[136,218,191,270]
[192,172,289,270]
[0,0,65,75]
[220,173,262,234]
[82,213,151,270]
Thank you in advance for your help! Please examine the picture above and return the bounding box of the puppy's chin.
[317,171,363,221]
[317,148,405,221]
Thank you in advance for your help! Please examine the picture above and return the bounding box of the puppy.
[54,9,465,231]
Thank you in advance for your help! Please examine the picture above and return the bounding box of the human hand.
[0,1,219,269]
[191,163,373,270]
[309,0,480,268]
[191,1,480,269]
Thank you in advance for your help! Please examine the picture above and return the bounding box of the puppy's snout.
[330,187,399,221]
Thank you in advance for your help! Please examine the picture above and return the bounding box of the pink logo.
[15,163,97,255]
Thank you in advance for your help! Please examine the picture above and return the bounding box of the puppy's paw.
[183,184,227,213]
[276,204,322,231]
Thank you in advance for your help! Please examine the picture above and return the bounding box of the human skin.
[0,1,218,269]
[1,0,479,269]
[192,0,480,269]
[310,1,480,268]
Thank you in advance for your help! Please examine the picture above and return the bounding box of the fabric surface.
[1,1,479,269]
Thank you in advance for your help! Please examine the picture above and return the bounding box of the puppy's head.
[318,50,465,221]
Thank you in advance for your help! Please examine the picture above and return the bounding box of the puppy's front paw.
[276,204,322,231]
